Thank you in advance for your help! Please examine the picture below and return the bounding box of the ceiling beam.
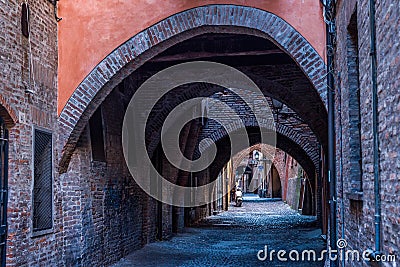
[150,49,285,63]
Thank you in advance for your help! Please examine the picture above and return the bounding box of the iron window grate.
[33,129,53,232]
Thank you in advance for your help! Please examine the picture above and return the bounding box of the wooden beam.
[150,49,285,62]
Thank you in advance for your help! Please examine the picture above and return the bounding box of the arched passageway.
[58,5,327,173]
[59,6,328,266]
[214,144,315,215]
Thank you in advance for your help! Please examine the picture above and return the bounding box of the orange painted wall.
[58,0,326,113]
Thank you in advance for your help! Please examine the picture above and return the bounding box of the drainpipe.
[324,0,338,266]
[337,72,346,267]
[317,144,323,229]
[369,0,381,258]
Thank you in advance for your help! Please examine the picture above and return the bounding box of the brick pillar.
[60,145,89,265]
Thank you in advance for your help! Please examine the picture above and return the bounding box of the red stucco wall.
[58,1,325,113]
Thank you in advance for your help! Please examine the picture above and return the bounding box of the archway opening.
[214,144,315,215]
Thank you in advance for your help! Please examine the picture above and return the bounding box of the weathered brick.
[334,0,399,264]
[0,0,59,266]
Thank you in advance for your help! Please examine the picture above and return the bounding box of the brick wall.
[374,0,400,259]
[60,88,163,266]
[0,0,59,266]
[273,150,300,202]
[59,67,240,265]
[286,177,302,211]
[335,0,399,264]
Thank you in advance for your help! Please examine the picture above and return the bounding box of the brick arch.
[200,118,319,171]
[231,144,276,174]
[0,95,17,128]
[137,82,320,172]
[271,150,290,183]
[206,129,316,183]
[143,80,320,162]
[146,82,320,175]
[58,5,326,172]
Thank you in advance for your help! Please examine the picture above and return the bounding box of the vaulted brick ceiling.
[116,33,326,180]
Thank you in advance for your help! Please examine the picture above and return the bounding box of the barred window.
[33,129,53,232]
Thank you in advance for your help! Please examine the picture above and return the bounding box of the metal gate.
[0,117,8,267]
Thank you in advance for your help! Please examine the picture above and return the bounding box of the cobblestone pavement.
[112,197,326,267]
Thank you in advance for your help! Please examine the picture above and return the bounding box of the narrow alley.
[1,1,398,266]
[112,197,324,267]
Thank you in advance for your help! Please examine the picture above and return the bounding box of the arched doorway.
[268,164,282,198]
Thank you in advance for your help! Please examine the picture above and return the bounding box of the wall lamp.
[48,0,62,22]
[271,98,304,123]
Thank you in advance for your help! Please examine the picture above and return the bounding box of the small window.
[33,129,53,232]
[89,107,106,162]
[21,3,30,38]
